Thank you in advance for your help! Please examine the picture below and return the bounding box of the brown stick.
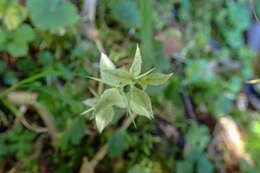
[7,91,58,143]
[80,113,137,173]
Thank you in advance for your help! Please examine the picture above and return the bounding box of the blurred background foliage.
[1,0,260,172]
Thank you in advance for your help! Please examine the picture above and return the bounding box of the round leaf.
[27,0,79,30]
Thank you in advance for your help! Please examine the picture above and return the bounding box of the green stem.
[139,0,154,71]
[0,71,63,98]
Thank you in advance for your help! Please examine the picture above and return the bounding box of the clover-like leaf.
[129,86,153,119]
[5,24,35,57]
[138,73,172,89]
[95,106,114,133]
[27,0,79,30]
[7,42,28,57]
[130,45,142,77]
[0,1,28,30]
[14,24,35,43]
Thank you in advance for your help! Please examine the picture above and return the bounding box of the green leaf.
[14,24,35,43]
[224,28,244,49]
[100,53,115,70]
[0,1,27,30]
[176,161,193,173]
[63,117,86,145]
[100,53,116,86]
[186,125,210,152]
[111,0,141,28]
[104,68,133,86]
[7,42,28,57]
[139,73,172,89]
[228,2,250,30]
[95,88,125,114]
[95,106,114,132]
[83,98,99,107]
[0,27,6,44]
[4,24,34,57]
[0,60,5,74]
[130,45,142,77]
[128,167,147,173]
[197,155,213,173]
[27,0,79,30]
[94,88,126,132]
[108,130,129,158]
[130,86,153,119]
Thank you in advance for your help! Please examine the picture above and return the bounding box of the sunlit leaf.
[0,0,27,30]
[100,53,115,70]
[247,79,260,84]
[100,53,117,86]
[130,86,153,119]
[95,88,126,113]
[82,98,99,107]
[104,68,133,86]
[94,88,126,131]
[139,73,172,89]
[95,106,114,132]
[130,45,142,77]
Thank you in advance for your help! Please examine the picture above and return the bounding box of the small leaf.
[83,98,99,107]
[100,53,117,86]
[7,42,28,57]
[95,88,125,114]
[130,45,142,77]
[94,88,126,132]
[100,53,115,70]
[95,106,114,132]
[130,86,153,119]
[2,3,27,30]
[67,117,86,145]
[14,24,35,43]
[108,130,129,158]
[139,73,172,89]
[104,68,133,86]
